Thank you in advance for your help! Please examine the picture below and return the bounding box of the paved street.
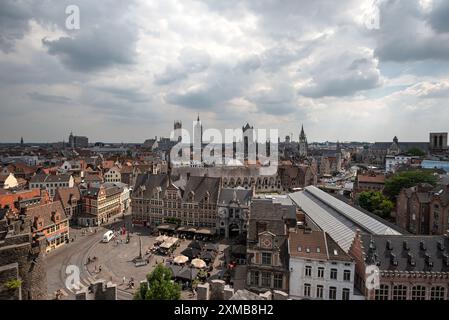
[45,212,230,300]
[46,215,134,300]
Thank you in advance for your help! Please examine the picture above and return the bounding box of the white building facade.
[288,228,357,300]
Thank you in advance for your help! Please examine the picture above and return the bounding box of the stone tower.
[299,124,308,158]
[174,120,182,142]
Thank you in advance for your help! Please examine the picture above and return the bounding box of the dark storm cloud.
[0,0,33,52]
[428,0,449,33]
[374,0,449,62]
[0,0,139,72]
[42,22,137,72]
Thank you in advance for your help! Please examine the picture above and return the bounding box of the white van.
[102,230,115,243]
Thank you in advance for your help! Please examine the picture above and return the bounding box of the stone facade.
[246,199,296,294]
[0,217,48,300]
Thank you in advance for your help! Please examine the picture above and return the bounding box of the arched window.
[411,285,426,300]
[430,286,445,300]
[375,284,389,300]
[392,285,407,300]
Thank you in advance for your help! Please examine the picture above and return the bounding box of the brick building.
[349,231,449,300]
[396,183,449,235]
[354,172,386,195]
[80,184,122,226]
[55,187,82,223]
[26,201,70,252]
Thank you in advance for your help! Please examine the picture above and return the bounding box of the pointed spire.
[197,113,200,122]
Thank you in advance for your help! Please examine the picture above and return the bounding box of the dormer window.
[390,253,398,266]
[403,241,409,250]
[420,241,426,251]
[386,240,393,250]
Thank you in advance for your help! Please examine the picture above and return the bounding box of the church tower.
[299,124,308,157]
[193,115,203,162]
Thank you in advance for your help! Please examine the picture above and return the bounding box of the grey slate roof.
[30,174,72,183]
[132,173,169,197]
[218,188,252,206]
[182,176,221,203]
[361,234,449,273]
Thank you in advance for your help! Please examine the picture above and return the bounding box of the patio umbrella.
[181,247,201,259]
[191,258,207,269]
[173,255,189,265]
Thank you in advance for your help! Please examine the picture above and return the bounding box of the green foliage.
[358,191,394,219]
[134,264,181,300]
[384,170,437,200]
[4,279,22,290]
[406,148,426,157]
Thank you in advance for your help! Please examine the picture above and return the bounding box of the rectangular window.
[261,252,272,265]
[316,285,323,299]
[250,271,259,286]
[273,274,283,289]
[330,268,337,280]
[342,288,350,300]
[305,265,312,277]
[304,284,311,297]
[343,270,351,281]
[329,287,337,300]
[261,272,271,287]
[317,267,324,278]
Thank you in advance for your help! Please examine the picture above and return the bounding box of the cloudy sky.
[0,0,449,143]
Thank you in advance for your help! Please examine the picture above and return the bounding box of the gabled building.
[217,188,252,238]
[0,173,18,190]
[80,184,122,226]
[26,201,70,252]
[55,187,82,223]
[288,228,356,300]
[104,165,122,183]
[131,174,221,230]
[246,198,296,294]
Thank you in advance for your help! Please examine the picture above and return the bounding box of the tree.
[134,264,181,300]
[384,170,437,200]
[406,148,426,157]
[357,191,394,219]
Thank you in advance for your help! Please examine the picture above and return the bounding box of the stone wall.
[0,218,48,300]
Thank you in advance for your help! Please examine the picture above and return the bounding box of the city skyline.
[1,0,449,143]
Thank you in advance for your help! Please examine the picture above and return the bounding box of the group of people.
[122,276,135,289]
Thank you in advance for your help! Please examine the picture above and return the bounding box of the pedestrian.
[122,276,126,285]
[99,265,102,273]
